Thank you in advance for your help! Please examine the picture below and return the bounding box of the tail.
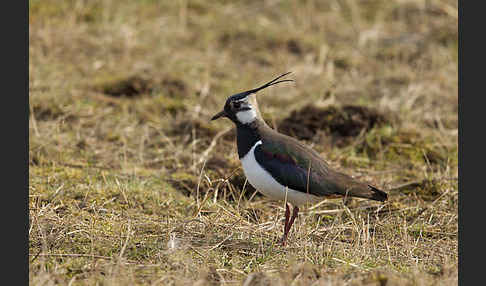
[326,171,388,202]
[366,185,388,202]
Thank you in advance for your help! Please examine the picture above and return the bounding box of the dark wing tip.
[368,185,388,202]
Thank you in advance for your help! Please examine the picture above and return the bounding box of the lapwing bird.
[211,72,388,245]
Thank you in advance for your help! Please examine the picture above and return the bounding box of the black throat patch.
[236,122,261,159]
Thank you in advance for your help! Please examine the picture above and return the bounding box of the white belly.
[240,141,321,206]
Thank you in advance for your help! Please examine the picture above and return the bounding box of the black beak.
[211,110,227,121]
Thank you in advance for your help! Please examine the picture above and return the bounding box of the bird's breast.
[239,140,320,206]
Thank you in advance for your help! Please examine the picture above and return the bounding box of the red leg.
[281,205,299,246]
[284,203,291,234]
[280,204,290,246]
[287,206,299,235]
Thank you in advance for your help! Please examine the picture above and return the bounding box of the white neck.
[236,109,257,124]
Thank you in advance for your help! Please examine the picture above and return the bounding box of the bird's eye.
[233,101,241,109]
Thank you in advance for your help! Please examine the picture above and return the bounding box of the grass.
[29,0,458,284]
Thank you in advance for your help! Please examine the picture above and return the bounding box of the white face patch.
[234,98,257,124]
[236,109,257,124]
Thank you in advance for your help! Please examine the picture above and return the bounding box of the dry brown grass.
[29,0,457,284]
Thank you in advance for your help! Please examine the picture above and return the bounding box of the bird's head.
[211,72,293,125]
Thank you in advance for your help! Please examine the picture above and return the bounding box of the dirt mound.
[31,104,77,122]
[94,73,188,99]
[99,75,154,97]
[278,105,392,146]
[162,77,187,97]
[169,118,218,147]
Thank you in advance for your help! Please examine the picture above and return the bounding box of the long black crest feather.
[229,72,293,101]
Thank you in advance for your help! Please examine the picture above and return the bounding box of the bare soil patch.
[278,104,394,147]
